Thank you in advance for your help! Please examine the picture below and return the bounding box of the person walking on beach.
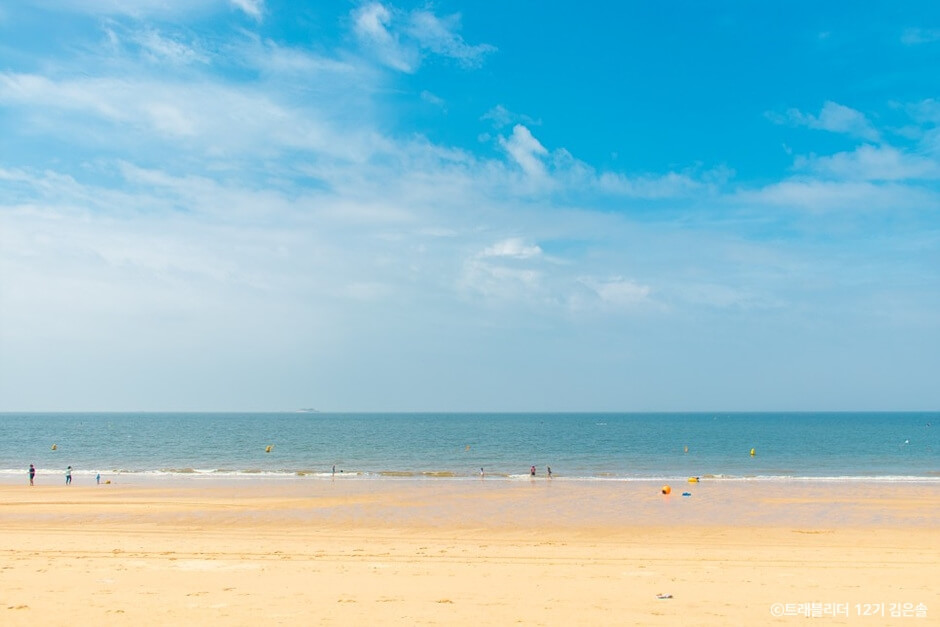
[65,466,72,485]
[28,464,35,486]
[530,465,536,477]
[547,466,552,479]
[96,473,100,485]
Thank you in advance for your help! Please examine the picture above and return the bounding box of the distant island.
[295,408,319,413]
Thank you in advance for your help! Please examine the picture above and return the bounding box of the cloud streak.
[770,101,880,141]
[352,2,494,73]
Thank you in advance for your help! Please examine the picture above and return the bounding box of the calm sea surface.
[0,413,936,482]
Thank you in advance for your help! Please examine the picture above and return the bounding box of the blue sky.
[1,1,938,411]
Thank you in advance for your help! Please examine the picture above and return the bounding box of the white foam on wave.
[0,469,937,484]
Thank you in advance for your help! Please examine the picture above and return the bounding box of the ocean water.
[0,412,936,482]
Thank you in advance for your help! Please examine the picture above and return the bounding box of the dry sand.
[1,479,937,625]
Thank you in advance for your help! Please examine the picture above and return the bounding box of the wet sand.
[0,480,937,625]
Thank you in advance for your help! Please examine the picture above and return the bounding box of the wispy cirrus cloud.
[794,144,940,181]
[229,0,263,21]
[131,28,210,65]
[768,101,880,141]
[0,71,378,160]
[352,2,494,73]
[481,104,540,129]
[405,9,495,68]
[352,3,416,72]
[578,277,651,309]
[27,0,251,19]
[480,238,542,259]
[499,124,549,179]
[740,179,938,212]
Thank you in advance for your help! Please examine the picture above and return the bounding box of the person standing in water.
[65,466,72,485]
[28,464,35,486]
[547,466,552,478]
[530,465,536,477]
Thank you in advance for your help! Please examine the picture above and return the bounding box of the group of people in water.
[530,465,552,477]
[27,464,100,486]
[478,465,553,478]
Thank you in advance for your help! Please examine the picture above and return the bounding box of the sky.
[0,1,938,412]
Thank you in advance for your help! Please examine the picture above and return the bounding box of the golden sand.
[0,480,937,625]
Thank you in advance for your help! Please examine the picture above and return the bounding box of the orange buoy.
[661,485,671,495]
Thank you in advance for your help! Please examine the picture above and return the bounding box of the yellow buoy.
[265,445,274,453]
[51,443,57,451]
[749,448,756,456]
[688,476,699,483]
[661,485,671,495]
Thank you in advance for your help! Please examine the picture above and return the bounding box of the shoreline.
[4,469,940,484]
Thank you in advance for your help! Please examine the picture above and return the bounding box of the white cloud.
[459,258,542,302]
[481,104,539,129]
[742,179,937,212]
[31,0,226,18]
[795,144,940,181]
[406,10,495,68]
[230,0,263,20]
[131,28,210,65]
[0,72,376,160]
[499,124,548,178]
[907,98,940,124]
[351,2,493,73]
[420,90,445,107]
[352,2,418,72]
[480,238,542,259]
[772,101,880,141]
[579,277,651,308]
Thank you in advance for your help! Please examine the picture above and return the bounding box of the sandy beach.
[1,479,937,626]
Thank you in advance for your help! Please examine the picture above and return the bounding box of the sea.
[0,412,937,483]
